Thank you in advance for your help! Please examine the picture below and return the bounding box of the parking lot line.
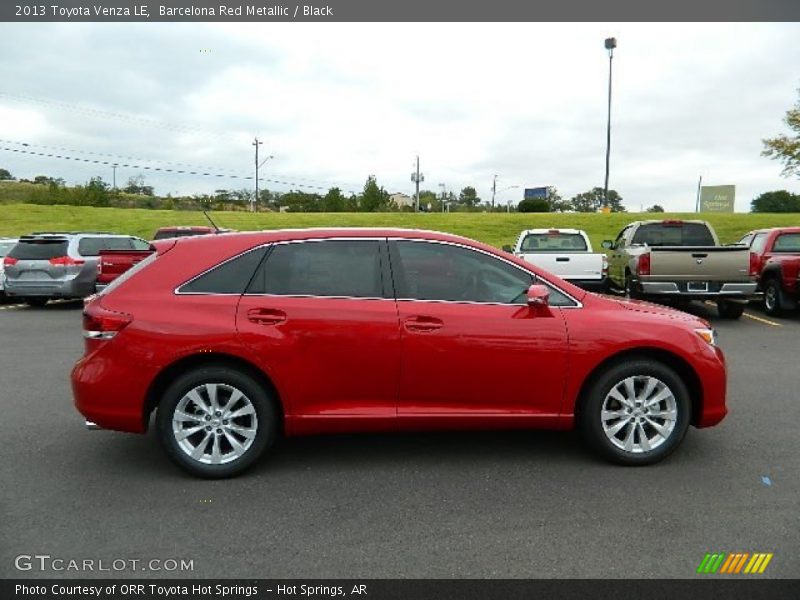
[743,312,782,327]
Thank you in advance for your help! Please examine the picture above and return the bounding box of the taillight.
[3,256,18,266]
[637,253,651,276]
[602,254,609,276]
[49,256,85,266]
[749,252,759,277]
[83,304,132,341]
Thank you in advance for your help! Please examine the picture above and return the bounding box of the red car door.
[389,240,570,425]
[236,239,401,433]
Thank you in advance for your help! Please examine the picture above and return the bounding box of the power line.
[0,145,359,195]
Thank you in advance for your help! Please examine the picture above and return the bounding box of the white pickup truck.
[507,229,608,291]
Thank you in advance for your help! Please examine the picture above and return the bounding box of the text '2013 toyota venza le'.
[72,229,727,478]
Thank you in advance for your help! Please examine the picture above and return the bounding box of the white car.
[509,229,607,291]
[0,237,19,297]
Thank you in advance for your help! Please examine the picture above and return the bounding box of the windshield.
[520,233,588,252]
[631,223,715,246]
[773,233,800,253]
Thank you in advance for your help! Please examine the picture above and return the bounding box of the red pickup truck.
[738,227,800,316]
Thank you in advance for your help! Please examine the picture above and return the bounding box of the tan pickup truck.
[602,220,758,319]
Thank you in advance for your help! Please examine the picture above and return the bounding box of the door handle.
[555,257,570,262]
[247,308,287,325]
[404,316,443,332]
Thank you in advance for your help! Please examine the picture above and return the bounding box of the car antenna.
[203,210,221,233]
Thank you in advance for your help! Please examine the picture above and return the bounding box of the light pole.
[491,174,498,209]
[496,185,520,213]
[438,183,446,213]
[252,137,263,212]
[112,164,118,190]
[603,37,617,210]
[411,156,424,212]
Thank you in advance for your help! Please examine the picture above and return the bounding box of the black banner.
[3,0,800,22]
[3,580,800,600]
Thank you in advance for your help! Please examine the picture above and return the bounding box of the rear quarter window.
[78,237,135,256]
[178,246,268,294]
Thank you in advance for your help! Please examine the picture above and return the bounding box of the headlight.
[695,328,718,346]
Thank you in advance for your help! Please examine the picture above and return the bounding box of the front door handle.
[404,316,444,332]
[555,256,570,262]
[247,308,287,325]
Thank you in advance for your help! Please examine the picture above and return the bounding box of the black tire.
[23,297,49,308]
[762,279,784,317]
[578,359,691,466]
[624,273,640,300]
[156,366,278,478]
[716,300,745,319]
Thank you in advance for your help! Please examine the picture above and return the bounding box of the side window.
[131,238,151,250]
[614,226,630,248]
[78,237,134,256]
[392,241,576,307]
[248,240,384,298]
[179,246,267,294]
[750,233,768,255]
[737,234,753,247]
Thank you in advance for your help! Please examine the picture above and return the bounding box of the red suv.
[72,229,727,477]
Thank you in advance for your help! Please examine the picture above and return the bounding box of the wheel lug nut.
[205,425,212,431]
[215,411,221,417]
[205,416,211,421]
[216,428,222,434]
[222,420,228,425]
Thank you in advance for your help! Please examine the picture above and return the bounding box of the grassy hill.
[0,202,799,249]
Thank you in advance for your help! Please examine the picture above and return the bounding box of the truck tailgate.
[518,252,604,280]
[97,249,154,284]
[649,246,751,282]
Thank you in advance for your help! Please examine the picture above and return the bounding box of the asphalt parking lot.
[0,300,798,579]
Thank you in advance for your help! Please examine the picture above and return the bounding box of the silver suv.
[3,232,149,307]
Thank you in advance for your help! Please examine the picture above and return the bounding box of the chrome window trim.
[175,235,583,308]
[388,237,583,309]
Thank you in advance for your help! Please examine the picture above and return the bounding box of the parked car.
[0,237,19,299]
[3,232,149,306]
[737,227,800,316]
[603,220,758,319]
[73,228,727,478]
[96,243,153,293]
[153,226,232,240]
[506,228,607,291]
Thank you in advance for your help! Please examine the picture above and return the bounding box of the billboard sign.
[699,185,735,213]
[524,187,548,200]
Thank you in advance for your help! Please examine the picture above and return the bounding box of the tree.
[545,187,571,212]
[321,187,346,212]
[751,190,800,213]
[518,198,550,213]
[124,174,154,196]
[646,204,665,213]
[568,187,626,212]
[457,186,481,208]
[762,89,800,177]
[359,176,389,212]
[417,190,439,212]
[0,168,13,180]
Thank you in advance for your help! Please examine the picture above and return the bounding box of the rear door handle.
[555,257,570,262]
[404,316,443,332]
[247,308,287,325]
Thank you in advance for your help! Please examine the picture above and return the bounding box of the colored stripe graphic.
[698,552,773,574]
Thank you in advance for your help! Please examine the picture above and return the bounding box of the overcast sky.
[1,22,799,211]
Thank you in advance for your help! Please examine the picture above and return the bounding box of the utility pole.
[695,175,703,212]
[112,164,118,190]
[603,37,617,209]
[410,156,424,212]
[252,137,263,212]
[439,183,446,213]
[491,174,497,209]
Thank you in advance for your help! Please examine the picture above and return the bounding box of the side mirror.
[526,284,550,308]
[601,240,614,250]
[502,244,513,253]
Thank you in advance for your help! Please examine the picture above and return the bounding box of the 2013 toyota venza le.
[72,228,727,477]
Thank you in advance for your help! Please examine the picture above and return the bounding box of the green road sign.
[699,185,735,213]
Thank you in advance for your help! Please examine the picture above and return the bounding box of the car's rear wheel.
[156,366,278,478]
[624,273,641,300]
[23,297,49,308]
[717,299,744,319]
[763,279,785,316]
[579,359,691,465]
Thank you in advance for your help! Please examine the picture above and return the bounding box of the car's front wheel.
[156,366,278,478]
[579,359,691,465]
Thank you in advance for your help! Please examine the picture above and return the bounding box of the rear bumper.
[5,278,95,298]
[638,281,757,297]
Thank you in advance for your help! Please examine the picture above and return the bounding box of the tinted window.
[772,233,800,253]
[392,241,572,307]
[78,237,135,256]
[131,238,151,250]
[180,247,267,294]
[736,234,753,247]
[520,233,588,252]
[631,223,714,246]
[248,240,383,298]
[9,240,68,260]
[154,230,209,240]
